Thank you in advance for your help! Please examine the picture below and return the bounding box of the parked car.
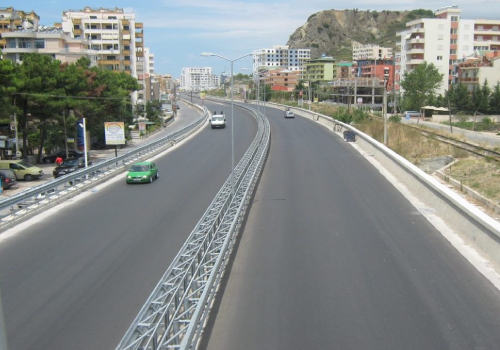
[0,160,43,181]
[42,150,85,164]
[52,157,91,178]
[284,110,295,118]
[0,169,17,189]
[403,111,421,118]
[125,161,159,184]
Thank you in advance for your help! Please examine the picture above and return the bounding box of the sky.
[13,0,500,78]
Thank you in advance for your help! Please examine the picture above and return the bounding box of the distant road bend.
[200,103,500,350]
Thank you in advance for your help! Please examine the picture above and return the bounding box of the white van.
[210,113,226,129]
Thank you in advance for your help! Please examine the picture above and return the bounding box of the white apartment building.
[397,5,500,96]
[61,7,145,104]
[2,26,96,65]
[252,45,310,74]
[352,42,392,60]
[0,6,40,50]
[180,67,219,91]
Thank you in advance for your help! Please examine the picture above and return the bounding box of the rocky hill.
[287,9,434,60]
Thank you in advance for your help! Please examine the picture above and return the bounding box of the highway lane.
[201,105,500,349]
[0,99,257,350]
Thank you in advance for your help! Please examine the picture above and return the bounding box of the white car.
[211,114,226,129]
[284,110,295,118]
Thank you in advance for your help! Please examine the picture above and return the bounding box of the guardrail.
[263,101,500,267]
[0,101,208,232]
[116,103,270,350]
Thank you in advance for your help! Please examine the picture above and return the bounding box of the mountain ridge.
[286,9,435,61]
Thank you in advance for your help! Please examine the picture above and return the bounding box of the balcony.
[460,77,479,82]
[410,27,425,34]
[474,29,500,35]
[406,48,425,54]
[98,59,120,65]
[407,58,425,65]
[2,47,37,54]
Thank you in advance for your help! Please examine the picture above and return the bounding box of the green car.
[126,161,159,184]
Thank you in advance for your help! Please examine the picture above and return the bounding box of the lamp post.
[383,77,388,145]
[201,52,252,197]
[78,118,89,167]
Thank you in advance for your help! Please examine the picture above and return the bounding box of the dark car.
[0,169,17,189]
[42,150,85,164]
[52,157,91,178]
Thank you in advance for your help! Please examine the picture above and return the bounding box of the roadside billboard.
[104,122,126,145]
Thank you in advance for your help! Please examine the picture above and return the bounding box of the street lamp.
[201,52,252,197]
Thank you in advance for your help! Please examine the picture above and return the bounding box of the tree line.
[0,53,141,163]
[400,61,500,116]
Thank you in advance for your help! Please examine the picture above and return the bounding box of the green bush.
[389,115,401,123]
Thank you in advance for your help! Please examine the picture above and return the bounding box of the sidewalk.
[0,104,187,199]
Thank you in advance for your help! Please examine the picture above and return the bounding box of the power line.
[8,92,128,100]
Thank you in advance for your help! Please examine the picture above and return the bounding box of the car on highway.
[211,114,226,129]
[0,169,17,190]
[126,161,159,184]
[284,110,295,118]
[52,157,91,178]
[42,150,85,164]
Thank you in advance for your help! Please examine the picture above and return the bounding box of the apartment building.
[397,5,500,95]
[352,42,392,61]
[303,56,337,82]
[455,51,500,92]
[61,7,143,75]
[252,45,310,74]
[61,7,145,105]
[0,6,40,50]
[180,67,219,91]
[260,69,300,92]
[2,26,96,65]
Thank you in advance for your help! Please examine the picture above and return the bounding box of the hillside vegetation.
[287,9,434,61]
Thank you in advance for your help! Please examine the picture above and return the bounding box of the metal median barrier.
[0,102,208,231]
[116,105,270,350]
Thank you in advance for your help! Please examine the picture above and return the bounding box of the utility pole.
[63,110,68,159]
[383,69,389,145]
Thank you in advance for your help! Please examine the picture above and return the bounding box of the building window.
[19,39,31,49]
[438,45,443,50]
[74,24,80,30]
[451,16,459,22]
[450,49,457,54]
[437,56,443,60]
[438,34,444,40]
[450,39,457,44]
[34,39,45,49]
[7,39,16,48]
[450,28,458,34]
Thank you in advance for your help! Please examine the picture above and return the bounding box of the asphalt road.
[0,99,258,350]
[200,105,500,350]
